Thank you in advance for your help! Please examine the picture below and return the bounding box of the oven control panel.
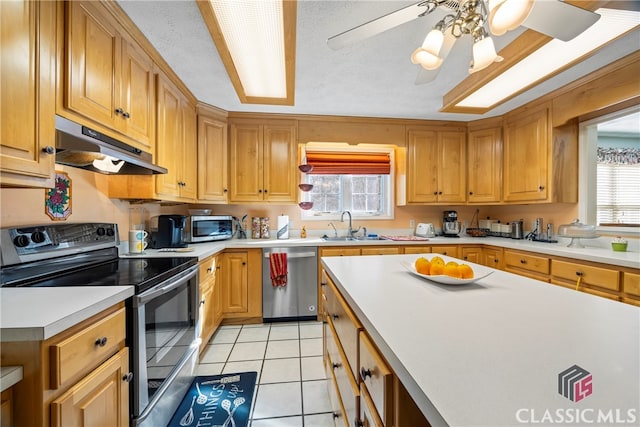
[1,223,118,266]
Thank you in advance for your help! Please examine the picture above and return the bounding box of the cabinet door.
[198,115,228,202]
[0,0,56,187]
[263,123,297,202]
[437,131,467,203]
[229,123,264,202]
[461,246,482,264]
[51,348,130,427]
[120,39,155,151]
[407,129,438,203]
[180,102,198,200]
[503,107,549,202]
[155,74,182,197]
[222,252,249,314]
[66,1,120,128]
[468,127,502,203]
[483,247,503,270]
[199,281,214,354]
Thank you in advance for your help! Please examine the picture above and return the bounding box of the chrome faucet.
[341,211,353,237]
[328,222,338,238]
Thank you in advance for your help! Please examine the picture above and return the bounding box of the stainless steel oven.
[0,223,201,427]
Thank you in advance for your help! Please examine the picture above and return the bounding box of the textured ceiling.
[117,0,640,122]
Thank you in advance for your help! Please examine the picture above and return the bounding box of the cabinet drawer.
[581,286,621,302]
[325,277,362,381]
[361,247,401,256]
[322,248,361,257]
[199,255,217,283]
[504,250,549,275]
[326,319,359,427]
[360,382,384,427]
[326,360,349,427]
[623,272,640,297]
[359,332,393,426]
[551,260,620,291]
[403,246,431,254]
[431,246,458,257]
[50,307,126,389]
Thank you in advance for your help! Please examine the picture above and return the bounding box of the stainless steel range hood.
[55,115,167,175]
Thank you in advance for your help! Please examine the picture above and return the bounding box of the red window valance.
[305,152,390,175]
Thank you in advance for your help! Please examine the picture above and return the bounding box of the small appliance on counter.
[510,219,524,239]
[185,215,233,243]
[415,223,435,238]
[442,210,461,237]
[149,215,188,248]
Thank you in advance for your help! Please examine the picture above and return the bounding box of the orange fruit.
[415,257,431,275]
[443,264,462,278]
[430,263,444,275]
[430,256,445,266]
[445,261,459,268]
[458,264,474,279]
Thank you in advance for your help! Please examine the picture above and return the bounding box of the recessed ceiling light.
[445,8,640,112]
[197,0,296,105]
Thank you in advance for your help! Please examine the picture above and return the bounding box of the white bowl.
[401,258,493,285]
[188,209,212,215]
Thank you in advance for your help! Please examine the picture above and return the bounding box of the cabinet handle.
[216,266,221,270]
[258,189,262,193]
[242,262,246,266]
[494,259,499,263]
[355,419,364,427]
[122,372,134,383]
[539,185,545,191]
[223,188,228,193]
[122,111,130,119]
[42,146,55,155]
[332,412,341,420]
[442,252,447,256]
[332,362,341,370]
[433,191,438,195]
[207,267,213,272]
[200,299,206,305]
[520,259,527,264]
[360,367,372,380]
[332,314,339,320]
[95,337,108,347]
[115,107,124,115]
[264,189,268,193]
[463,256,468,260]
[469,191,473,195]
[438,191,442,195]
[575,271,583,277]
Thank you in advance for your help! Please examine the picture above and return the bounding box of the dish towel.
[269,253,288,287]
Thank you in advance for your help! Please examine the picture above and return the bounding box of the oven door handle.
[134,264,198,306]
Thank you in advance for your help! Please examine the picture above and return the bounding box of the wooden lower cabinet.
[551,259,621,301]
[504,249,550,282]
[431,245,458,257]
[361,247,401,256]
[220,249,262,323]
[51,348,129,427]
[623,272,640,306]
[482,246,504,270]
[460,245,482,264]
[0,388,13,427]
[403,246,431,254]
[0,303,130,427]
[199,254,222,354]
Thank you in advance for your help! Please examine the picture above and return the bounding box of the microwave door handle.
[263,252,316,259]
[134,265,198,305]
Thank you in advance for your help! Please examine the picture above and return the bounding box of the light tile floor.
[198,321,334,426]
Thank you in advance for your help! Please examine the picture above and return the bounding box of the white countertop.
[0,366,23,392]
[0,286,133,342]
[123,235,640,269]
[321,254,640,427]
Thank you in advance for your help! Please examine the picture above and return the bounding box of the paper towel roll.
[277,215,289,239]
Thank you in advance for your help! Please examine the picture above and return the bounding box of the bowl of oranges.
[403,255,493,285]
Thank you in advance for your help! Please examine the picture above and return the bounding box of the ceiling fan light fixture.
[410,47,443,70]
[488,0,535,36]
[422,28,444,56]
[469,35,503,74]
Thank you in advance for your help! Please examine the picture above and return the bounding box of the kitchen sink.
[321,235,384,241]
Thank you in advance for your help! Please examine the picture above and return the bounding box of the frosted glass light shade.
[488,0,534,36]
[469,37,503,74]
[410,47,443,70]
[422,29,444,56]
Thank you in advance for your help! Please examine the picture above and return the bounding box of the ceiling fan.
[327,0,601,84]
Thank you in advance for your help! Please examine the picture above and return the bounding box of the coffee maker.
[149,215,188,248]
[442,210,461,237]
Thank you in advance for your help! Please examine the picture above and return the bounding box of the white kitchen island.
[321,254,640,427]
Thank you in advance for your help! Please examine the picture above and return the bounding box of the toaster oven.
[185,215,233,243]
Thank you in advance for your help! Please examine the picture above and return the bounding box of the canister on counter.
[260,217,270,239]
[252,217,261,239]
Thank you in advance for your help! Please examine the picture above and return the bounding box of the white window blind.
[596,160,640,226]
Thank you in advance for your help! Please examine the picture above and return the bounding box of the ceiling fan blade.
[328,1,434,50]
[415,28,457,85]
[522,0,601,42]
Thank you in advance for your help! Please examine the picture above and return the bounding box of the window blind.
[305,152,390,175]
[596,163,640,225]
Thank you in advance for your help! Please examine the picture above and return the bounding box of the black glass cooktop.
[1,247,197,293]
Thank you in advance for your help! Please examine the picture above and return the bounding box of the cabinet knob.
[223,188,228,193]
[332,412,341,420]
[332,314,339,320]
[264,189,268,193]
[200,299,206,305]
[122,111,130,119]
[207,267,212,272]
[538,185,545,191]
[520,259,526,264]
[115,107,124,115]
[332,362,341,370]
[494,259,499,263]
[216,265,221,270]
[355,419,364,427]
[122,372,134,383]
[433,191,438,195]
[242,262,246,266]
[438,191,442,195]
[360,367,372,380]
[463,256,468,260]
[42,146,55,155]
[95,337,108,347]
[575,271,584,277]
[469,191,473,195]
[442,252,447,256]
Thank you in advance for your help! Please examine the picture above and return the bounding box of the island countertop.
[321,254,640,426]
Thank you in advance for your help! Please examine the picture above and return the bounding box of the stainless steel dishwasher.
[262,247,318,322]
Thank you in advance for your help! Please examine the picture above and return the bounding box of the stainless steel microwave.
[185,215,233,243]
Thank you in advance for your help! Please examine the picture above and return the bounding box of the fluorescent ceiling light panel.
[456,8,640,109]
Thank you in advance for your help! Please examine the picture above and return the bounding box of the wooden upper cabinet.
[407,128,466,204]
[467,124,502,203]
[503,105,550,202]
[65,1,155,153]
[197,106,228,202]
[155,73,197,202]
[0,0,56,187]
[229,119,297,203]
